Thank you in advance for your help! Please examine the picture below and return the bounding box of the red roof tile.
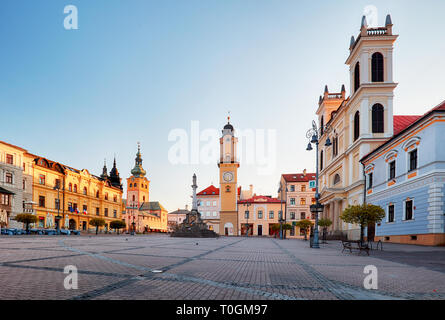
[393,116,422,135]
[282,173,316,183]
[238,195,284,204]
[197,185,241,196]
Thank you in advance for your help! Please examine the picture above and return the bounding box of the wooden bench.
[341,240,370,256]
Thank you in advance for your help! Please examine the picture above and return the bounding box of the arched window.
[320,151,324,171]
[371,52,384,82]
[69,183,72,192]
[354,62,360,92]
[372,104,384,133]
[105,193,108,200]
[73,184,77,193]
[333,174,341,185]
[132,195,135,202]
[333,135,339,157]
[83,187,87,195]
[96,190,99,198]
[354,111,360,141]
[129,183,132,188]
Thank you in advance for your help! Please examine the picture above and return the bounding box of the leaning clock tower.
[218,117,240,236]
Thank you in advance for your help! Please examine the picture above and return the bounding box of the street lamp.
[53,184,62,234]
[278,182,288,240]
[306,120,332,249]
[244,203,251,237]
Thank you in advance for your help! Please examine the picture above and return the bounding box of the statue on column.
[170,174,218,238]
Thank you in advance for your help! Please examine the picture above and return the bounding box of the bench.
[341,240,370,256]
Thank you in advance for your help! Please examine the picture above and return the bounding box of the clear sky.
[1,0,444,212]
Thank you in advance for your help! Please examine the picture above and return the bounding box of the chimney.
[303,169,307,176]
[185,204,188,211]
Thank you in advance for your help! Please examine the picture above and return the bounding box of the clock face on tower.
[223,171,234,182]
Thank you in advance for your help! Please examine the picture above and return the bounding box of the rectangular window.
[368,173,373,189]
[5,173,13,184]
[405,200,413,221]
[68,202,73,211]
[104,208,108,217]
[258,211,263,219]
[244,211,249,219]
[409,150,418,172]
[96,207,100,216]
[290,185,295,192]
[290,198,295,205]
[6,154,13,165]
[290,212,295,220]
[301,212,306,220]
[312,198,316,205]
[269,211,274,219]
[39,175,45,185]
[55,179,61,189]
[388,204,395,223]
[39,196,45,208]
[301,185,306,192]
[389,161,396,180]
[213,201,217,206]
[300,198,306,205]
[83,205,87,213]
[113,210,117,218]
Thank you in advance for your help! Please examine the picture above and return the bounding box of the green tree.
[295,219,314,241]
[15,214,38,233]
[318,218,333,242]
[340,204,385,243]
[110,220,126,234]
[89,218,106,235]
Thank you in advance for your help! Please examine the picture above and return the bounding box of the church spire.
[109,155,122,189]
[100,159,109,180]
[131,142,147,177]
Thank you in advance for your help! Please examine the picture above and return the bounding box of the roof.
[393,116,422,135]
[282,173,316,183]
[197,185,219,196]
[238,195,284,204]
[0,187,14,195]
[139,201,166,212]
[0,140,27,152]
[168,209,190,215]
[197,185,241,196]
[362,100,445,163]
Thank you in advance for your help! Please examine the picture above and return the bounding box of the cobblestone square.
[0,235,443,300]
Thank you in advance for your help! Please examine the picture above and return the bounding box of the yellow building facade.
[32,156,123,231]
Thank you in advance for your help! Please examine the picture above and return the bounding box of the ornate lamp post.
[278,182,288,240]
[244,203,251,237]
[306,120,332,249]
[53,184,62,234]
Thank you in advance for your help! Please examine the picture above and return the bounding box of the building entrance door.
[258,225,262,236]
[225,227,229,236]
[367,223,375,242]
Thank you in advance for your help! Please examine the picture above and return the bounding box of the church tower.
[126,143,150,209]
[109,157,123,190]
[218,117,239,236]
[346,14,398,142]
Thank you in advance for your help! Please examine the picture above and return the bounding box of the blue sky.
[1,0,444,211]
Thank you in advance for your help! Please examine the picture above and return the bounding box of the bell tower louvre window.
[372,104,384,133]
[372,52,384,82]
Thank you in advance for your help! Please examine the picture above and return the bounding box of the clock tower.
[218,117,240,236]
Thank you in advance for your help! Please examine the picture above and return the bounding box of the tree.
[295,219,314,241]
[110,220,126,234]
[89,218,106,235]
[340,204,385,243]
[15,214,38,233]
[318,218,332,242]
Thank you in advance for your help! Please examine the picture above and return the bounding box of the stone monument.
[170,174,219,238]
